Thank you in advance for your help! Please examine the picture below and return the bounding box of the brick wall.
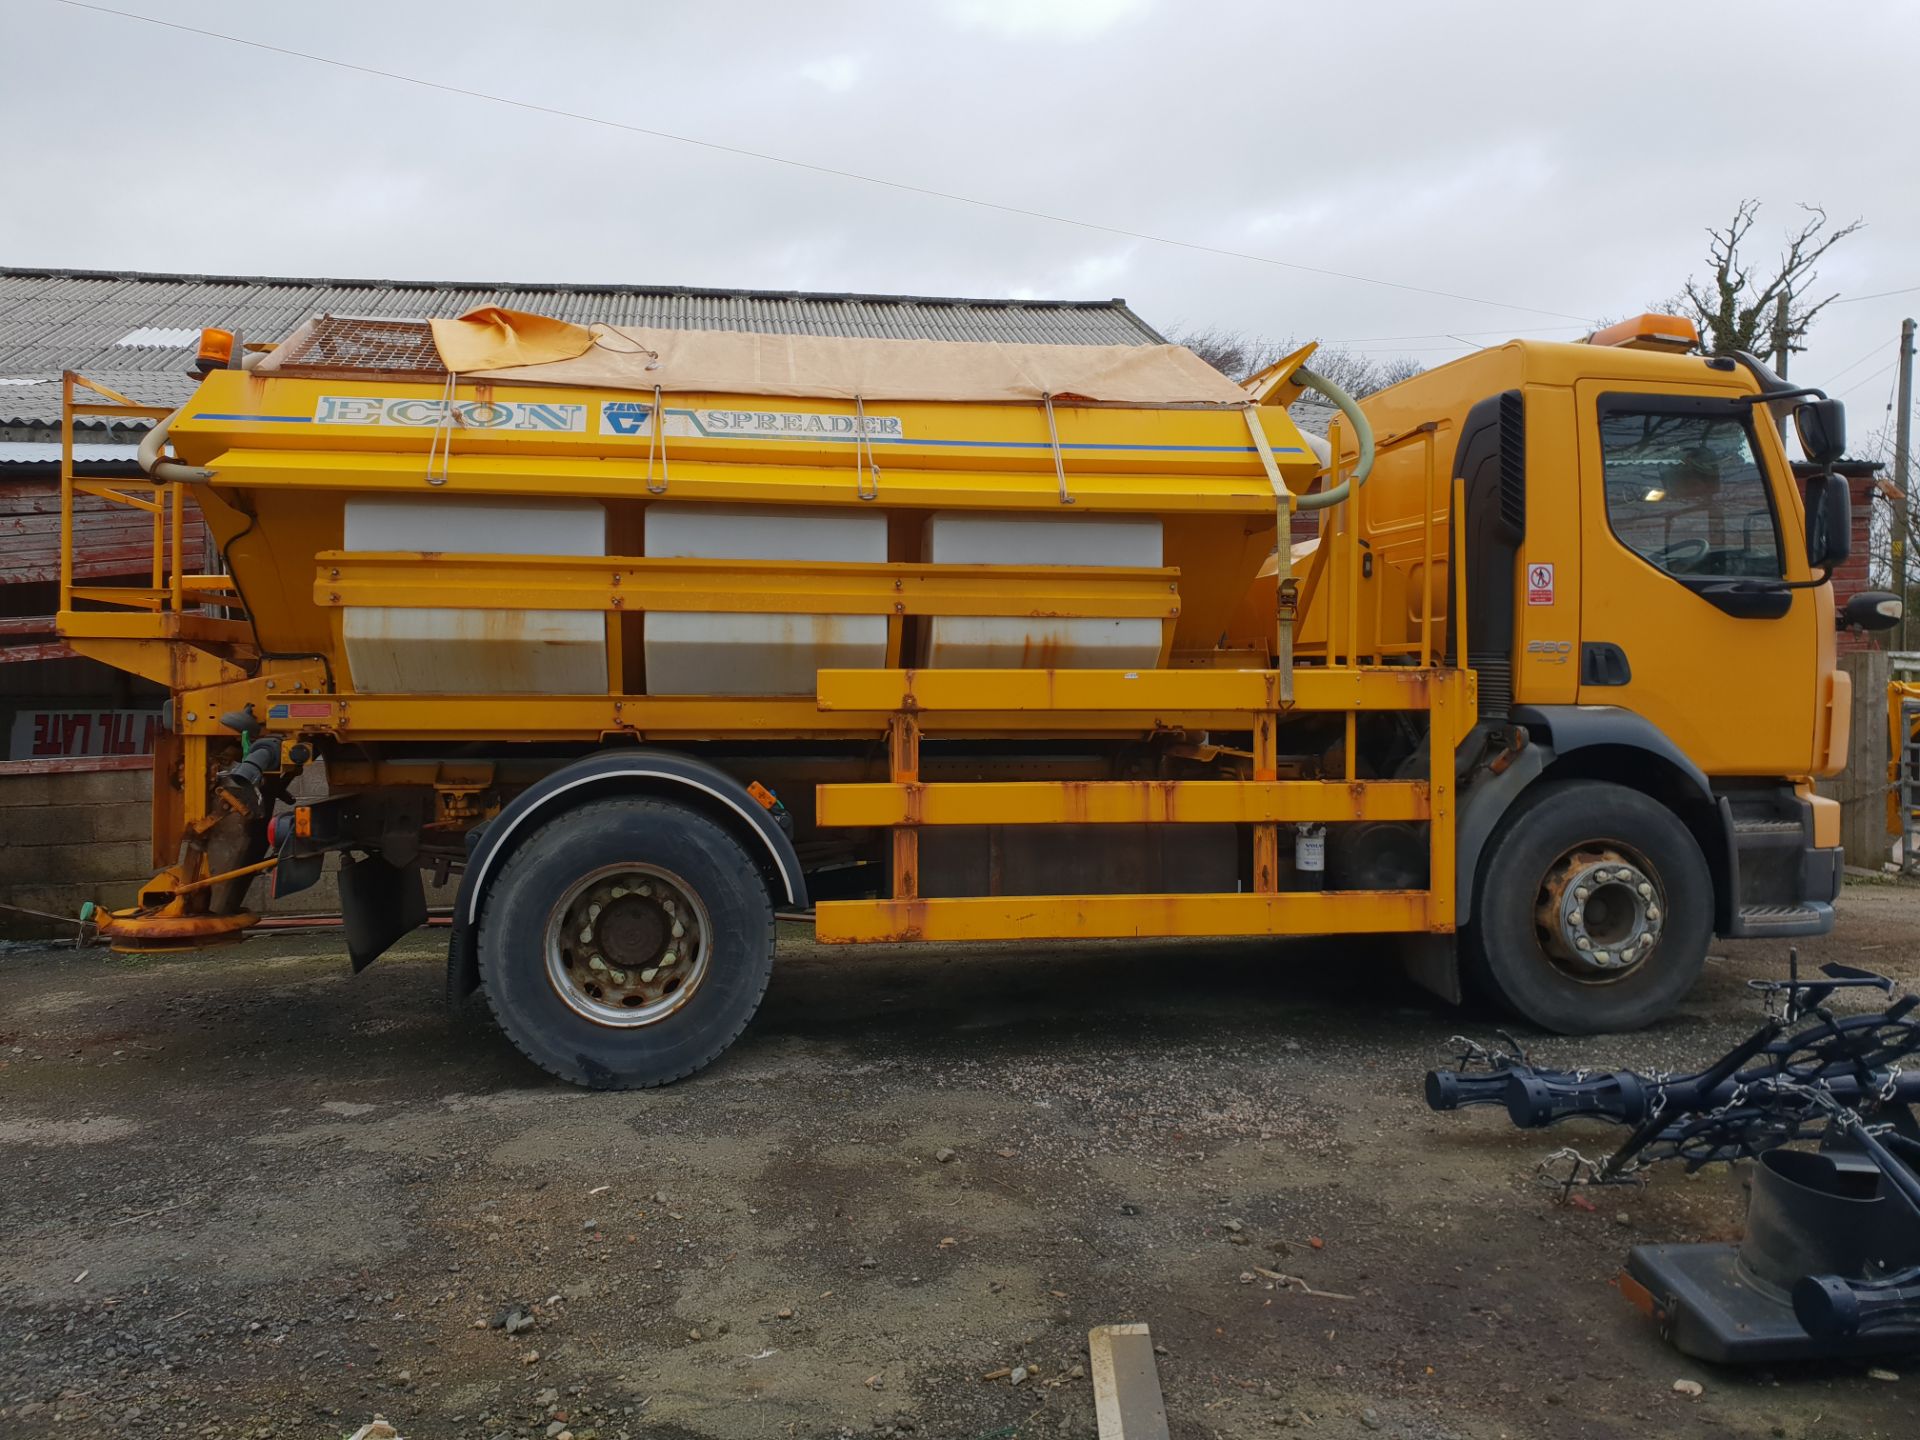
[1832,468,1881,656]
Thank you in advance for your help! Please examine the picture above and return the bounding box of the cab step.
[1731,817,1804,835]
[1729,902,1832,939]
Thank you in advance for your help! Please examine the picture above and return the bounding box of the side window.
[1598,406,1782,580]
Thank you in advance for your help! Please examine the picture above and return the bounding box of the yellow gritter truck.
[54,307,1895,1086]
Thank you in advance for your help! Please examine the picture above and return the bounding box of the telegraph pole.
[1775,292,1792,377]
[1897,317,1915,649]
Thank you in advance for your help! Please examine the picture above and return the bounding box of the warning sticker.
[1526,562,1555,606]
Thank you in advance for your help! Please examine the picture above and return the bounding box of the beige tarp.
[429,306,598,370]
[430,308,1250,407]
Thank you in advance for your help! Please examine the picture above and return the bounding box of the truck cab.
[1292,317,1866,1029]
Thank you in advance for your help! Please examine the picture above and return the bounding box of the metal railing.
[1901,696,1920,875]
[58,373,238,616]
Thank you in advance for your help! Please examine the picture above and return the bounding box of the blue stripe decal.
[189,410,1305,455]
[650,406,1303,454]
[770,434,1305,455]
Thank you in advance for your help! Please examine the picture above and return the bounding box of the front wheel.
[478,798,776,1087]
[1462,779,1711,1035]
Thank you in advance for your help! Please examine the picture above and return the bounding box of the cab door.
[1574,381,1815,776]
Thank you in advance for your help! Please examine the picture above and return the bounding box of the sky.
[8,0,1918,454]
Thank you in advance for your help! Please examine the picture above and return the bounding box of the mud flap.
[339,854,427,973]
[1402,934,1463,1006]
[272,848,326,900]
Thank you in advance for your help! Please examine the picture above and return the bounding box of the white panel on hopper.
[643,503,889,696]
[923,512,1164,670]
[340,496,608,695]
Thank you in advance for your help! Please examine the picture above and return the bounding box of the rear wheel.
[478,798,776,1087]
[1463,779,1710,1034]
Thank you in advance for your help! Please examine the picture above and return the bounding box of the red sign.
[1526,562,1555,606]
[9,709,163,760]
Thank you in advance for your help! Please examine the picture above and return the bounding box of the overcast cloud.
[7,0,1916,445]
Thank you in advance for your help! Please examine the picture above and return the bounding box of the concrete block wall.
[0,760,456,942]
[0,763,154,939]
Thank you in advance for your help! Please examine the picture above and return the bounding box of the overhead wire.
[1833,283,1920,306]
[1838,360,1900,400]
[53,0,1596,323]
[1324,324,1589,344]
[1823,339,1896,387]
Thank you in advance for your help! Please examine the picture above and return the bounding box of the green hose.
[1292,365,1375,511]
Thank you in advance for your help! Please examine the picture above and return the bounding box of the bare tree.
[1663,200,1863,365]
[1168,326,1424,397]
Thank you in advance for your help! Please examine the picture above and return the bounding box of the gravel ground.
[3,880,1919,1439]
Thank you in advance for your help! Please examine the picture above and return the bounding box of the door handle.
[1581,643,1632,687]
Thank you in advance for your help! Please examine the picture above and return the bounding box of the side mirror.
[1804,471,1852,570]
[1794,398,1847,466]
[1841,590,1902,633]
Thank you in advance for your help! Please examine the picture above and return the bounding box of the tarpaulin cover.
[430,308,1250,408]
[429,307,596,372]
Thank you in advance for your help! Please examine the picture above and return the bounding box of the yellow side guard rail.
[809,664,1472,945]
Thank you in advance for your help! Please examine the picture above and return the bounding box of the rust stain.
[1020,635,1065,668]
[869,898,928,944]
[901,782,924,826]
[1059,780,1090,825]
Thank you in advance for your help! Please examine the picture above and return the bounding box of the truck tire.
[477,798,776,1088]
[1463,779,1710,1035]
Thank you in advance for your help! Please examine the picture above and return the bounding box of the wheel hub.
[544,865,711,1027]
[1535,848,1663,977]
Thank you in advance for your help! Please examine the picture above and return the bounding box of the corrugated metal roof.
[0,268,1167,428]
[0,441,144,465]
[0,369,199,428]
